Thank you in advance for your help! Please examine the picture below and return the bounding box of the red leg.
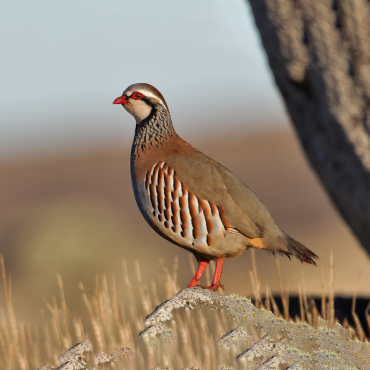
[198,257,225,291]
[188,258,210,288]
[212,257,225,287]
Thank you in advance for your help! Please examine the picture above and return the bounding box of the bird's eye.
[132,92,143,100]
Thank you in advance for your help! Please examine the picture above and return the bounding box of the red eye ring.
[132,92,144,100]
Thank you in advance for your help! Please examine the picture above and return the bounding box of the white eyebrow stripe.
[125,88,165,105]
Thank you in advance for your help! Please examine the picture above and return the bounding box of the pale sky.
[0,0,287,157]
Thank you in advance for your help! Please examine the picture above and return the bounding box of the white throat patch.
[124,100,152,124]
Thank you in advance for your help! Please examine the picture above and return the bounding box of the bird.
[113,83,318,291]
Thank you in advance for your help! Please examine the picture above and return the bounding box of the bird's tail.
[248,233,318,265]
[282,234,318,265]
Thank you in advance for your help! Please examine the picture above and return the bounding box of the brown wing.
[163,154,264,239]
[143,155,317,264]
[144,161,238,249]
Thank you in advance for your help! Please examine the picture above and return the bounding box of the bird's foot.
[197,282,224,292]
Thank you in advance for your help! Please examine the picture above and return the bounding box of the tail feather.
[284,234,318,265]
[248,234,318,265]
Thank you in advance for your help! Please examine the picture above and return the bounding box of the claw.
[198,282,224,291]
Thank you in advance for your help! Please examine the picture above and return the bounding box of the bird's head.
[113,83,169,124]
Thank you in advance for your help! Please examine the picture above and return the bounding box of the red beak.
[113,95,129,105]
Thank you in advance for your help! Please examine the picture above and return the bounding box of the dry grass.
[0,250,369,370]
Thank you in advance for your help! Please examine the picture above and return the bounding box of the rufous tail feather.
[284,234,318,265]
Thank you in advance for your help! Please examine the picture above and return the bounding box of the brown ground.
[1,128,369,319]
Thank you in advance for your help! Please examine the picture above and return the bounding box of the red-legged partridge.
[113,83,318,291]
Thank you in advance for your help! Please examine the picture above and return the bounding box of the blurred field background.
[1,0,370,330]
